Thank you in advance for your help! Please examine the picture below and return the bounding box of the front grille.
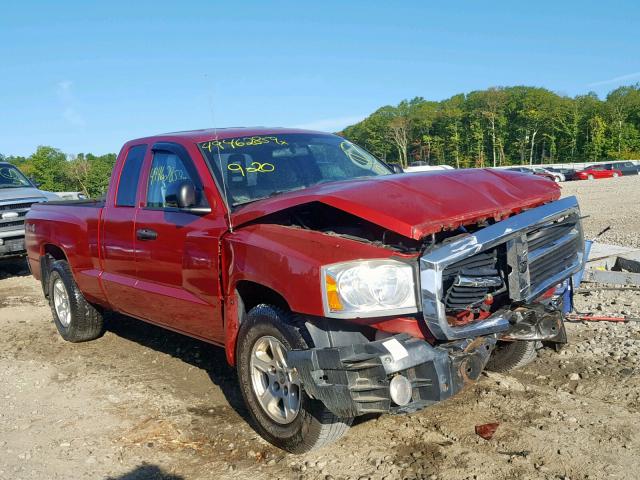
[419,196,584,341]
[442,250,503,311]
[0,201,36,212]
[0,220,24,230]
[527,218,575,250]
[526,214,581,295]
[0,199,40,233]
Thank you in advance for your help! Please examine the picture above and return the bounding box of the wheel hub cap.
[250,336,301,424]
[52,279,71,327]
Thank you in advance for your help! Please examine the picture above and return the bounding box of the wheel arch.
[225,280,291,366]
[236,280,291,314]
[40,243,69,298]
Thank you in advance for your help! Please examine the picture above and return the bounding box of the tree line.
[341,85,640,168]
[1,147,116,198]
[3,84,639,198]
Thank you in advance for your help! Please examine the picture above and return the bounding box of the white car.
[531,167,565,182]
[404,162,454,173]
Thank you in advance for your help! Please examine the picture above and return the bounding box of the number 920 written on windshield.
[227,162,275,176]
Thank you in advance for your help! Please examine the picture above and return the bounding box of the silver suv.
[0,162,59,258]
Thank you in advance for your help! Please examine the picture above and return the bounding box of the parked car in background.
[574,165,623,180]
[404,162,454,173]
[547,167,577,181]
[0,162,59,259]
[601,161,639,176]
[530,167,565,182]
[506,167,556,182]
[55,192,88,200]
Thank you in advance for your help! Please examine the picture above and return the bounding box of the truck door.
[131,142,226,343]
[101,144,147,312]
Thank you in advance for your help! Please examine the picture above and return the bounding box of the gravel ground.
[0,175,639,480]
[560,174,640,248]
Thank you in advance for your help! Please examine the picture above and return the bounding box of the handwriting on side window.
[227,162,275,177]
[200,136,288,152]
[149,165,188,183]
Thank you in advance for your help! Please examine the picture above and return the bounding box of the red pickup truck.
[25,128,585,452]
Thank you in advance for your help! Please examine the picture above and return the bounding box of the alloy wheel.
[250,336,301,424]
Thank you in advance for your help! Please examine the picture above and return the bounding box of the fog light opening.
[389,374,412,406]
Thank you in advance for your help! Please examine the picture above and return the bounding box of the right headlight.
[321,259,418,318]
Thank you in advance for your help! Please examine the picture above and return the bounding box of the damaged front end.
[420,196,585,341]
[288,333,495,417]
[285,196,584,418]
[501,302,567,343]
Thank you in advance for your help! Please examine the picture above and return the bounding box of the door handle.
[136,228,158,241]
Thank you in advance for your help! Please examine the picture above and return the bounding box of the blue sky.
[1,0,639,156]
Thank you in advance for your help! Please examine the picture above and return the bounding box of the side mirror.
[166,180,211,214]
[391,164,404,174]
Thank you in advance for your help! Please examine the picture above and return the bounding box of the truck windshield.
[198,133,392,207]
[0,164,32,189]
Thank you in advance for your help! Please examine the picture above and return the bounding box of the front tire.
[48,260,104,342]
[485,340,538,372]
[613,172,620,178]
[236,304,353,453]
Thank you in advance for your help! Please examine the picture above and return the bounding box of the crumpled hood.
[231,169,561,240]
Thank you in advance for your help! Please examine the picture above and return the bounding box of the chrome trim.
[527,229,579,264]
[454,275,503,288]
[0,197,45,237]
[0,228,25,239]
[420,196,585,340]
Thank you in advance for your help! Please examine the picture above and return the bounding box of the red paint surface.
[25,128,563,366]
[232,168,560,240]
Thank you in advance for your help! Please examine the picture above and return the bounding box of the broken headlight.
[321,259,418,318]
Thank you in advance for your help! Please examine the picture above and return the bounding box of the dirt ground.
[1,175,639,480]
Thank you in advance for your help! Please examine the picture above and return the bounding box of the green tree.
[586,115,607,161]
[29,146,70,191]
[341,84,640,167]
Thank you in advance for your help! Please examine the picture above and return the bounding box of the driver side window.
[146,151,206,209]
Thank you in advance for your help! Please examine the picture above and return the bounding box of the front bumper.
[288,333,495,418]
[500,303,567,343]
[0,235,25,257]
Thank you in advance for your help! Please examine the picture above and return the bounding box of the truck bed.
[25,201,106,306]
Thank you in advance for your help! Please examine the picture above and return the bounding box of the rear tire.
[48,260,104,342]
[613,172,620,178]
[588,174,594,180]
[485,340,538,372]
[236,304,353,453]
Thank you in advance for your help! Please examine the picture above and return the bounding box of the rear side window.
[116,145,146,207]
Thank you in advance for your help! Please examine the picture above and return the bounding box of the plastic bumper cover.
[287,334,495,418]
